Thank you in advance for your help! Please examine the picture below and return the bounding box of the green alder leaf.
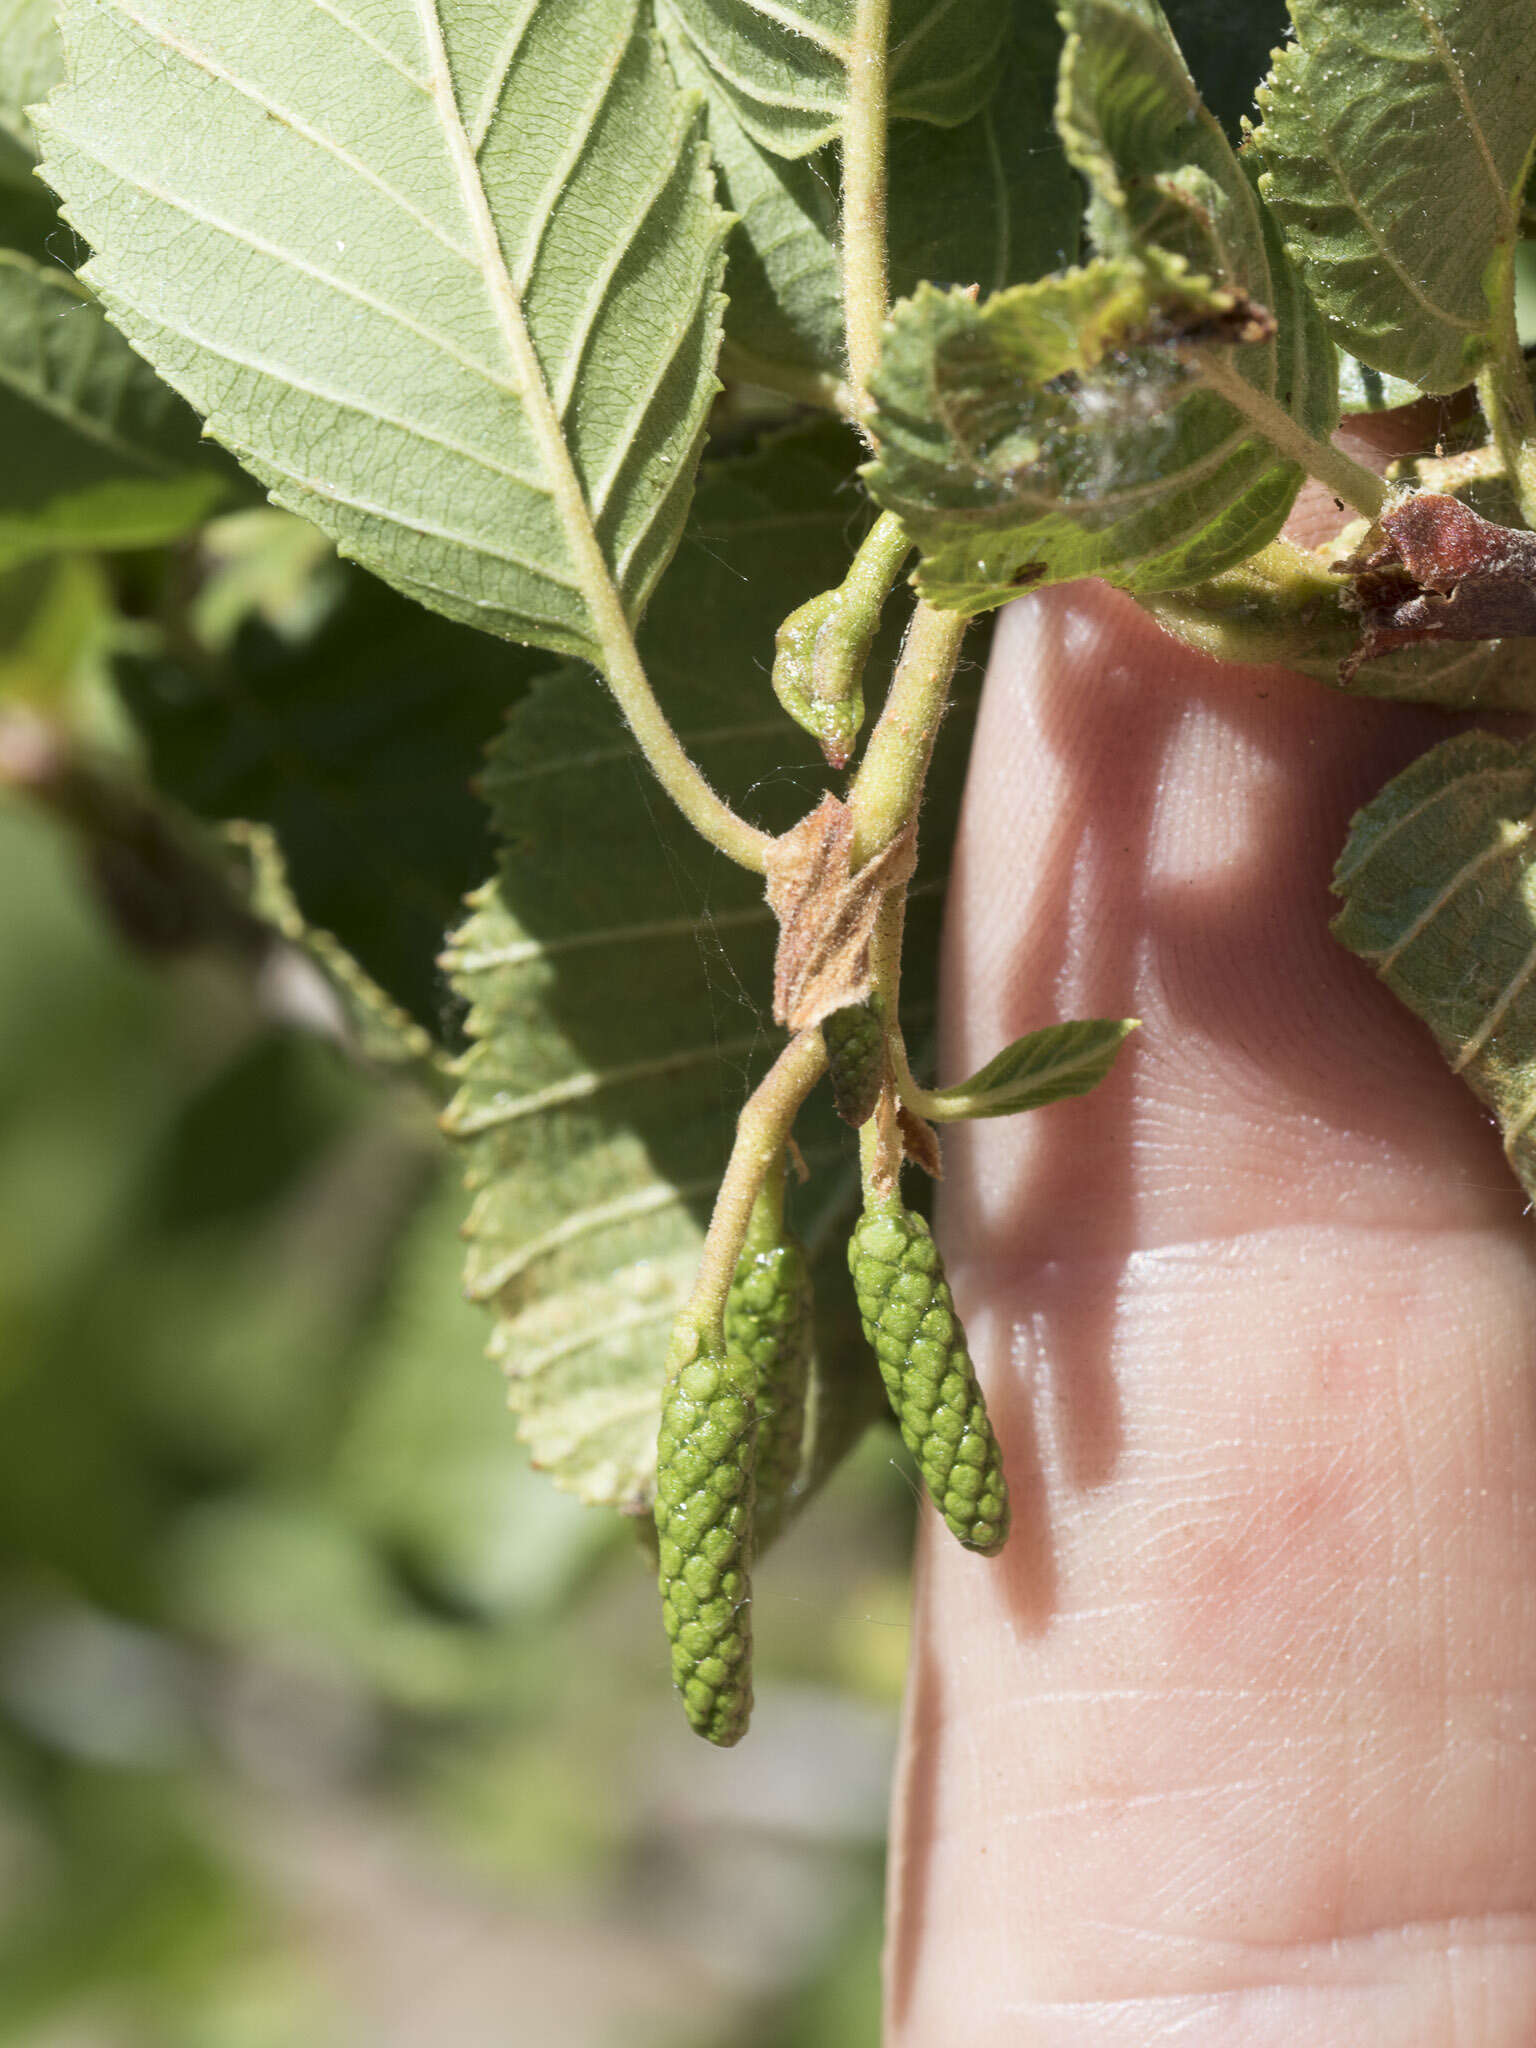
[440,426,968,1509]
[1254,0,1536,392]
[865,0,1338,610]
[37,0,729,665]
[1332,731,1536,1200]
[923,1017,1137,1121]
[1054,0,1336,421]
[655,0,1010,159]
[673,0,1079,389]
[1337,354,1424,414]
[865,257,1305,609]
[115,553,550,1032]
[224,821,438,1077]
[0,251,244,567]
[0,2,71,259]
[0,0,61,154]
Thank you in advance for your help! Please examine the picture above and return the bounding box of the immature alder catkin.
[848,1205,1009,1554]
[724,1232,812,1549]
[653,1327,758,1744]
[822,996,886,1126]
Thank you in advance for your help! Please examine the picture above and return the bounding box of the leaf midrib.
[412,0,639,663]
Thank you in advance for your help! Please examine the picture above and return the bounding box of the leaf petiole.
[1192,347,1387,517]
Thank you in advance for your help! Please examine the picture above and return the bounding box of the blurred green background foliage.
[0,515,915,2047]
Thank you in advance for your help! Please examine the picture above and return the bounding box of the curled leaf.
[1337,492,1536,676]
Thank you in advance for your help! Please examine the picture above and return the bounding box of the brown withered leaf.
[765,794,916,1032]
[1156,290,1277,350]
[896,1103,944,1181]
[1336,492,1536,678]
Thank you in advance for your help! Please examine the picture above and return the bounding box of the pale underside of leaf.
[655,0,1010,157]
[226,822,438,1073]
[1332,730,1536,1194]
[441,699,848,1506]
[1255,0,1536,390]
[37,0,728,666]
[0,0,61,152]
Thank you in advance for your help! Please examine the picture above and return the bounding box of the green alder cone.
[848,1205,1009,1554]
[822,998,887,1127]
[724,1233,812,1549]
[654,1322,758,1745]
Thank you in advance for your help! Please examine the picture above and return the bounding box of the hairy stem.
[1194,351,1388,517]
[843,0,892,414]
[848,604,968,1191]
[1477,342,1536,529]
[858,1081,906,1207]
[680,1030,828,1343]
[850,602,969,864]
[745,1147,789,1249]
[603,631,773,873]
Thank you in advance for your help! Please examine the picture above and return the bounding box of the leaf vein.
[245,446,584,591]
[728,0,849,62]
[552,111,694,418]
[100,300,555,499]
[1403,0,1515,235]
[466,1176,718,1299]
[442,903,774,972]
[469,0,540,153]
[1376,820,1533,971]
[303,0,432,91]
[69,146,525,397]
[509,12,629,293]
[1451,926,1536,1071]
[451,1032,765,1131]
[102,0,476,266]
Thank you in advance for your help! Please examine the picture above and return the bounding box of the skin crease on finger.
[888,434,1536,2046]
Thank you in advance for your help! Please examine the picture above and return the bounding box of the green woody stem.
[843,0,892,414]
[850,601,969,863]
[674,1029,828,1349]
